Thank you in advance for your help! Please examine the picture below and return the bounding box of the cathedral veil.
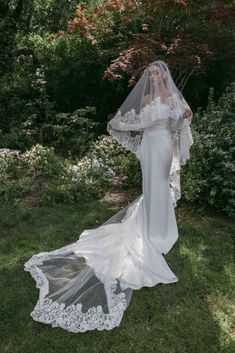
[24,60,194,333]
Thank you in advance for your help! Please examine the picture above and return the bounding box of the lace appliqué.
[169,117,193,207]
[107,95,171,155]
[107,93,193,208]
[107,127,143,156]
[179,119,194,165]
[24,244,127,333]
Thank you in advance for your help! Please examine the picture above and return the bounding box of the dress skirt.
[139,127,179,255]
[24,122,180,333]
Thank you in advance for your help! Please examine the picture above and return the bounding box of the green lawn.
[0,199,234,353]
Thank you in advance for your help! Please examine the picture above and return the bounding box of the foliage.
[78,133,142,190]
[19,106,98,157]
[40,135,129,205]
[0,68,99,157]
[67,0,235,102]
[118,152,142,189]
[0,145,66,180]
[41,180,98,206]
[182,82,235,216]
[1,0,235,140]
[0,179,32,206]
[0,126,37,151]
[1,78,234,215]
[0,145,66,206]
[0,137,126,206]
[0,1,234,214]
[18,144,66,177]
[68,135,116,184]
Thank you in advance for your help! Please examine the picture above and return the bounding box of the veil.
[23,60,194,334]
[107,60,194,207]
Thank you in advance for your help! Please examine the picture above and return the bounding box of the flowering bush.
[19,144,66,177]
[0,137,134,206]
[41,136,132,205]
[0,148,20,180]
[66,135,121,184]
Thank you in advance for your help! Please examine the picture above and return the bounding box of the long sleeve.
[108,120,146,131]
[108,97,166,132]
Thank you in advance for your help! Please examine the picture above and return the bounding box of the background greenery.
[0,0,234,215]
[0,2,234,352]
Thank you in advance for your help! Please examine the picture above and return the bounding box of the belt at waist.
[145,120,170,132]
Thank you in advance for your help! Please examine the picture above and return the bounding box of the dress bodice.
[144,118,170,132]
[144,97,171,132]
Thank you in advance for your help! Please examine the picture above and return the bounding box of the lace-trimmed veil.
[23,60,194,334]
[107,60,194,207]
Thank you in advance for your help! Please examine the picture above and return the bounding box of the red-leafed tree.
[65,0,235,96]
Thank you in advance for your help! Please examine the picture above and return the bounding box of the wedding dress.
[24,60,193,333]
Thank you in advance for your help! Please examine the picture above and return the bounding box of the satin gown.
[24,111,180,333]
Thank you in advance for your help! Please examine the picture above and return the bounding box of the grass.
[0,199,234,353]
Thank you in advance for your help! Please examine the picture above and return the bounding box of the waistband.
[145,119,170,132]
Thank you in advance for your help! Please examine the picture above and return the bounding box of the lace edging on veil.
[168,118,194,207]
[107,114,193,208]
[24,241,128,333]
[24,59,194,333]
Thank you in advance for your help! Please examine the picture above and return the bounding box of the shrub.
[41,180,99,206]
[118,153,142,190]
[0,179,31,206]
[18,144,66,177]
[182,83,235,216]
[0,138,123,206]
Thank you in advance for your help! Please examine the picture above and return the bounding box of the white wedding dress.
[24,100,182,333]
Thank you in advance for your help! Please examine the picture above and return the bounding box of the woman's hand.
[182,109,192,119]
[107,121,114,128]
[108,120,119,129]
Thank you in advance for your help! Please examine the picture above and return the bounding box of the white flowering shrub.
[0,133,141,206]
[19,144,66,177]
[0,149,31,204]
[66,135,121,185]
[0,135,127,205]
[0,148,20,180]
[41,136,127,205]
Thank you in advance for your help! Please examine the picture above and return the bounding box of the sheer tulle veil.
[24,59,194,333]
[107,59,194,207]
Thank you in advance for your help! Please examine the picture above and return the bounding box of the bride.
[24,60,194,333]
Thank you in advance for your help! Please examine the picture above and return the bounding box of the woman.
[24,60,194,333]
